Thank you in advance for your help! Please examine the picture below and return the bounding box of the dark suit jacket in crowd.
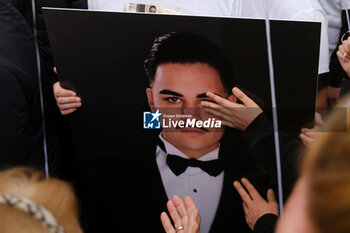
[9,0,87,178]
[0,0,44,169]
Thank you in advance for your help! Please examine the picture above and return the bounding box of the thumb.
[267,189,276,203]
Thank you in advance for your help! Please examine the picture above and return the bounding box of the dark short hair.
[144,32,234,93]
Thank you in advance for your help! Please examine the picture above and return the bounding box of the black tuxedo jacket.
[82,114,299,233]
[95,129,275,233]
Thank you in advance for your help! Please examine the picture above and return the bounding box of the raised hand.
[233,178,279,230]
[201,87,262,131]
[160,195,200,233]
[299,112,324,148]
[337,36,350,78]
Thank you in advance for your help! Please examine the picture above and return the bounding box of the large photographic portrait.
[43,8,321,233]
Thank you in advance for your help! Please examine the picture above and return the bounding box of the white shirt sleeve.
[341,0,350,10]
[88,0,126,11]
[87,0,94,9]
[230,0,243,17]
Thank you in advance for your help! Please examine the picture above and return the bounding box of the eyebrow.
[196,93,209,98]
[159,89,183,97]
[159,90,223,99]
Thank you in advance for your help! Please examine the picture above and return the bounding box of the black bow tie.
[166,154,224,177]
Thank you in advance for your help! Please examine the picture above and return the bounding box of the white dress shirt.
[156,135,224,233]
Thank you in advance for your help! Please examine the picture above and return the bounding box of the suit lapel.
[209,147,253,233]
[136,140,169,233]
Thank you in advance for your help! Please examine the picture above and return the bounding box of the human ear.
[146,88,156,111]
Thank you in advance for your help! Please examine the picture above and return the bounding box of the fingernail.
[232,87,239,95]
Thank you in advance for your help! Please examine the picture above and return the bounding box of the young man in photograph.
[91,32,298,233]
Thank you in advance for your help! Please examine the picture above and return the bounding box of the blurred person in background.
[276,92,350,233]
[337,34,350,78]
[9,0,87,179]
[0,0,43,170]
[0,166,83,233]
[318,0,350,106]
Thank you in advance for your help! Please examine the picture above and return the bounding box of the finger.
[232,87,257,107]
[241,178,261,200]
[300,130,319,138]
[337,50,347,63]
[201,99,239,111]
[160,212,176,233]
[167,199,182,228]
[347,39,350,50]
[267,189,276,203]
[201,101,234,116]
[172,195,188,219]
[219,119,235,128]
[203,107,236,124]
[343,39,350,54]
[61,108,77,115]
[338,46,349,62]
[206,92,238,108]
[54,88,77,98]
[187,208,200,233]
[58,102,82,110]
[56,96,81,104]
[184,196,197,213]
[53,67,57,74]
[53,82,77,97]
[300,133,315,148]
[338,45,346,56]
[300,127,313,132]
[233,181,252,203]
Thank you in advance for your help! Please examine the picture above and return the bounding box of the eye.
[164,97,182,104]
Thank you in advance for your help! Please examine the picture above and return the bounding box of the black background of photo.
[43,8,321,233]
[43,9,321,146]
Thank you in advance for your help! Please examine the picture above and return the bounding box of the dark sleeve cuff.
[329,70,347,88]
[254,214,278,233]
[318,72,330,89]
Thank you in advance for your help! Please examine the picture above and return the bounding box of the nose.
[182,102,202,120]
